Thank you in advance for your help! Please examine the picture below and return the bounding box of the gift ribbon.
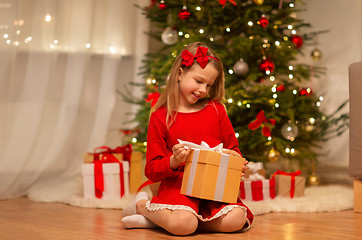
[93,152,126,198]
[93,144,133,161]
[272,170,302,198]
[240,179,275,201]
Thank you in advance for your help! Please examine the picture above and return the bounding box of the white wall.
[298,0,361,169]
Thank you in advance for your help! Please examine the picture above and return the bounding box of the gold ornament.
[308,172,320,186]
[311,48,322,61]
[267,148,280,162]
[253,0,264,5]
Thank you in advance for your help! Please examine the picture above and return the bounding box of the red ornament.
[276,85,285,91]
[159,0,167,10]
[299,88,313,96]
[178,6,190,20]
[290,35,303,48]
[145,92,160,107]
[259,58,275,74]
[258,15,269,27]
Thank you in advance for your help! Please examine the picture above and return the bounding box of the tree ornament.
[307,171,320,186]
[259,58,275,74]
[290,35,303,48]
[281,122,299,141]
[267,148,280,162]
[258,15,269,27]
[161,27,178,45]
[233,58,249,75]
[178,5,191,20]
[299,88,313,96]
[311,48,322,61]
[253,0,264,5]
[159,0,167,10]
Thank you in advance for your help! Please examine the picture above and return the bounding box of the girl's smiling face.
[178,63,219,112]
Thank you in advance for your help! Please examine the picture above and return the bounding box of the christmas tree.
[120,0,348,174]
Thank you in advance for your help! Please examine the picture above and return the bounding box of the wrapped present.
[84,145,143,193]
[82,156,129,199]
[239,173,275,201]
[180,140,245,203]
[243,161,266,179]
[272,170,305,198]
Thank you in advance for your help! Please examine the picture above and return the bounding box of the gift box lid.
[82,162,129,175]
[187,149,244,170]
[241,179,275,189]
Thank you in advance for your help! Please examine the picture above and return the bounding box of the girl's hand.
[170,144,191,170]
[222,149,249,173]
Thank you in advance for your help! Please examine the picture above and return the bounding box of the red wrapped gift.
[82,153,129,199]
[239,179,276,201]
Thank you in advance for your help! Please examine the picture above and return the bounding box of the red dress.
[145,101,253,230]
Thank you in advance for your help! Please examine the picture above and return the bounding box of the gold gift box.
[274,174,305,198]
[128,151,144,193]
[181,149,245,203]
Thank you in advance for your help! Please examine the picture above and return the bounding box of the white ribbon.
[178,139,224,153]
[246,172,265,181]
[247,162,263,173]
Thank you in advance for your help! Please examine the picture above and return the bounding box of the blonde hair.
[150,42,225,128]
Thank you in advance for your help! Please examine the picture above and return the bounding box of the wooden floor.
[1,197,362,240]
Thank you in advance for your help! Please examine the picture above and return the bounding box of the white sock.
[122,214,157,229]
[121,191,149,218]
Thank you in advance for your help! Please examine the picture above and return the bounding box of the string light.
[178,31,183,36]
[316,102,321,107]
[85,43,91,48]
[228,98,233,103]
[289,65,294,70]
[248,21,253,26]
[289,74,294,79]
[3,34,8,39]
[143,142,147,146]
[209,37,214,42]
[273,94,278,98]
[45,14,51,22]
[287,25,293,29]
[268,137,272,141]
[319,96,324,101]
[196,6,201,11]
[235,133,239,138]
[199,29,204,34]
[275,41,280,46]
[228,69,233,74]
[309,118,316,124]
[291,30,297,34]
[275,103,279,108]
[109,46,116,54]
[246,103,251,108]
[132,137,137,143]
[289,3,295,7]
[184,33,190,38]
[293,89,298,95]
[237,101,242,106]
[270,76,275,81]
[225,27,231,32]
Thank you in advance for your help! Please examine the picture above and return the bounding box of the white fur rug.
[27,176,353,215]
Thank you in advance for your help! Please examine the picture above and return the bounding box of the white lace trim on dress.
[145,200,251,231]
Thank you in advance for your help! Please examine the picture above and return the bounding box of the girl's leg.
[198,207,247,233]
[136,199,198,236]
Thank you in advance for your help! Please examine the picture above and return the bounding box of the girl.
[122,42,253,235]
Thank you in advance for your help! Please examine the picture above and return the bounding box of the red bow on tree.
[219,0,237,7]
[145,92,160,107]
[248,110,276,137]
[181,46,219,69]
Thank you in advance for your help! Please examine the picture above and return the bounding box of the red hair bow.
[248,110,276,137]
[181,46,218,69]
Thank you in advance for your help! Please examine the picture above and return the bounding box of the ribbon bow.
[272,170,302,198]
[248,110,276,137]
[181,46,219,69]
[219,0,237,7]
[178,139,224,153]
[145,92,160,107]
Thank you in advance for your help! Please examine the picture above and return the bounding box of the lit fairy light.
[289,3,295,7]
[285,147,290,153]
[146,78,152,85]
[85,43,91,48]
[132,137,137,143]
[289,74,294,79]
[6,40,11,44]
[270,76,275,81]
[266,70,271,75]
[228,69,233,74]
[109,46,116,54]
[53,39,59,45]
[143,142,147,146]
[275,41,280,46]
[4,33,8,39]
[248,21,253,26]
[45,14,51,22]
[291,30,297,35]
[283,36,288,41]
[151,79,157,84]
[226,27,231,32]
[196,6,201,11]
[322,116,326,121]
[268,136,272,141]
[273,94,278,98]
[272,85,277,92]
[13,41,19,46]
[246,104,251,108]
[319,96,324,101]
[275,103,280,108]
[16,30,20,35]
[237,101,242,106]
[316,102,321,107]
[184,33,190,38]
[290,148,295,154]
[210,37,214,42]
[309,118,316,124]
[178,31,183,36]
[287,25,293,29]
[199,29,204,34]
[293,89,298,95]
[235,133,239,138]
[289,65,294,70]
[228,98,233,103]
